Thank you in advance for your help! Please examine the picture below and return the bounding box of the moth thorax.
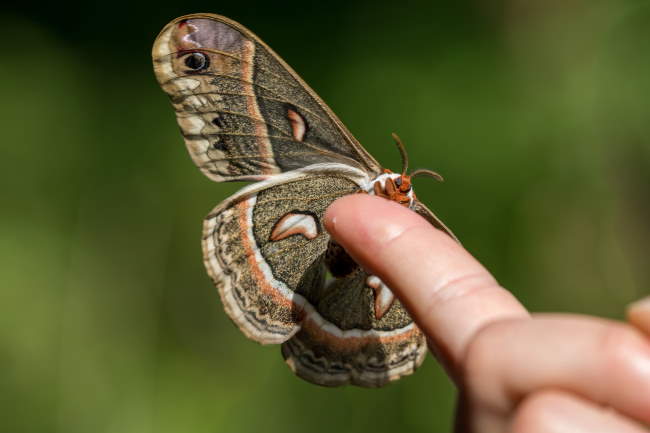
[367,172,415,208]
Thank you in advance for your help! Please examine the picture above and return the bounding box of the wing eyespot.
[184,51,210,71]
[212,116,224,128]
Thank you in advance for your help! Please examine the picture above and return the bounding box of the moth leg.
[373,181,390,199]
[385,177,398,197]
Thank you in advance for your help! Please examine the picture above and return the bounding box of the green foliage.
[0,1,648,431]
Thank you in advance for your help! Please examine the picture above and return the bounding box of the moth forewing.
[152,13,382,183]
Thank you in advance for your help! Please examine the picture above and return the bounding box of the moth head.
[390,133,443,193]
[394,174,412,193]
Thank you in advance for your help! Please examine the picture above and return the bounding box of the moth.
[152,14,456,387]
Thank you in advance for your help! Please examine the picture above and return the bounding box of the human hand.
[324,195,650,433]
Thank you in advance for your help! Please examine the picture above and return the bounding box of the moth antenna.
[391,133,409,175]
[411,168,444,182]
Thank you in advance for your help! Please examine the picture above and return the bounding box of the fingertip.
[324,194,430,254]
[322,194,354,237]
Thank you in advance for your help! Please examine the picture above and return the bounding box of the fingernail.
[628,296,650,313]
[627,296,650,336]
[325,215,337,235]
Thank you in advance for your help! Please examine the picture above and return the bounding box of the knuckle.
[597,323,650,409]
[462,321,498,378]
[420,273,502,326]
[431,272,500,304]
[599,323,648,370]
[461,319,515,400]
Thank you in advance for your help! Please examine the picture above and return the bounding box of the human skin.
[324,195,650,433]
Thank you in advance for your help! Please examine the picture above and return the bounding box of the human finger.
[462,314,650,426]
[509,389,649,433]
[324,194,529,371]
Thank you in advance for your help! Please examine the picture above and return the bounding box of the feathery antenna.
[410,168,444,182]
[391,133,409,175]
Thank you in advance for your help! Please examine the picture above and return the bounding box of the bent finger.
[510,390,649,433]
[463,314,650,425]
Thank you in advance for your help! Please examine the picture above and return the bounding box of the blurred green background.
[1,0,649,431]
